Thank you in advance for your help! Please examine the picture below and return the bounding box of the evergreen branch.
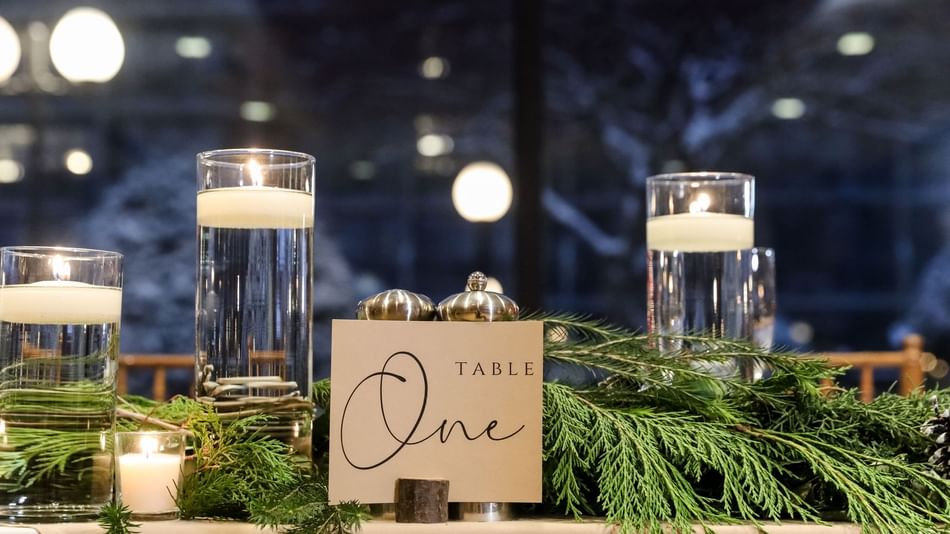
[98,501,140,534]
[746,428,950,533]
[247,472,368,534]
[543,382,818,533]
[524,310,638,342]
[0,426,107,490]
[537,312,950,532]
[312,379,332,408]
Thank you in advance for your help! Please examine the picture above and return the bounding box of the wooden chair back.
[819,334,927,402]
[117,354,194,400]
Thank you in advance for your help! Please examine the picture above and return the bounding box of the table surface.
[0,519,863,534]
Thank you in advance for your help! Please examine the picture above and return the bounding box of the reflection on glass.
[748,247,776,381]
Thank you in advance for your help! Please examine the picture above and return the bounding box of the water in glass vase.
[647,249,751,375]
[196,224,313,455]
[0,320,117,522]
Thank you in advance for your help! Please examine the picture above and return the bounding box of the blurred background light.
[0,159,24,184]
[175,36,212,59]
[420,56,449,79]
[348,160,376,180]
[789,321,815,345]
[772,97,806,120]
[0,16,21,85]
[416,133,454,157]
[240,100,276,122]
[452,161,512,222]
[49,7,125,83]
[837,32,875,56]
[64,149,93,175]
[932,359,950,379]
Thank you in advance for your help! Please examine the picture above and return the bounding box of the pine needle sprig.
[523,311,639,343]
[747,428,950,533]
[247,472,368,534]
[0,426,106,490]
[312,378,332,409]
[175,406,298,519]
[544,382,817,533]
[537,312,950,533]
[98,501,140,534]
[116,395,206,431]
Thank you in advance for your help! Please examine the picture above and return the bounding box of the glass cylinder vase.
[0,246,123,521]
[195,149,314,455]
[746,247,776,381]
[646,172,754,372]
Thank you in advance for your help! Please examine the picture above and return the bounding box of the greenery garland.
[10,313,948,533]
[535,313,950,533]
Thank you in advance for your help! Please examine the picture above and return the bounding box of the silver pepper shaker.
[438,272,518,522]
[357,287,436,519]
[357,288,437,321]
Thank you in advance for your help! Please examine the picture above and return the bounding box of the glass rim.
[197,148,315,170]
[646,171,754,185]
[1,245,123,260]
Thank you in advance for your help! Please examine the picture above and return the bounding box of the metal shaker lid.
[437,271,519,322]
[356,289,436,321]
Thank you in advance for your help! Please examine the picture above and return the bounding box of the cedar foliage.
[535,312,950,533]
[117,394,367,533]
[96,312,950,533]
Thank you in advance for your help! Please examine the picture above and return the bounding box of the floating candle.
[197,186,313,229]
[0,280,122,324]
[646,212,753,252]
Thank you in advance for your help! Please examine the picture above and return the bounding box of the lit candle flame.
[51,255,71,281]
[688,192,711,214]
[247,159,264,187]
[141,435,159,459]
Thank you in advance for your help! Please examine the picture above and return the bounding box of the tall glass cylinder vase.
[195,149,314,456]
[0,246,123,521]
[747,247,776,380]
[646,172,754,374]
[750,247,776,352]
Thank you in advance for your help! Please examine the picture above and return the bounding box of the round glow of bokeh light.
[837,32,875,56]
[175,36,212,59]
[771,97,806,120]
[0,17,21,84]
[451,161,512,223]
[64,149,93,175]
[416,134,454,157]
[49,7,125,83]
[0,159,24,184]
[420,56,449,79]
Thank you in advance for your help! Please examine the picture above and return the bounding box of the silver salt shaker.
[438,271,518,522]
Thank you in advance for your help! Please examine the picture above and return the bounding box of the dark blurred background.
[2,0,950,388]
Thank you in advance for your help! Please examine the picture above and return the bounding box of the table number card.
[328,320,543,504]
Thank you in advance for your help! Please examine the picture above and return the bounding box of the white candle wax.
[118,452,181,514]
[197,186,314,229]
[0,281,122,324]
[647,212,753,252]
